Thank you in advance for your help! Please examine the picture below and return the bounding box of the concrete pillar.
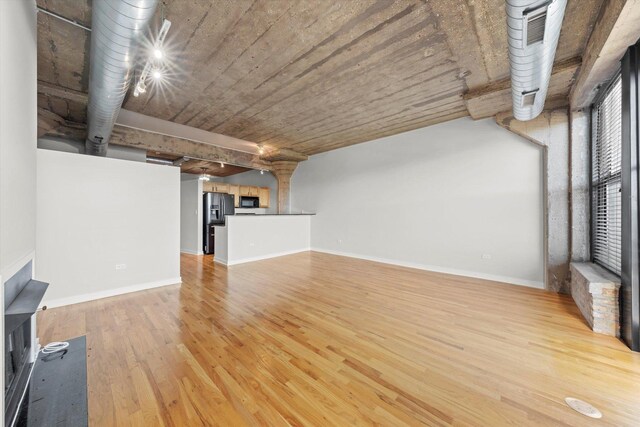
[569,109,591,262]
[270,161,298,214]
[496,109,571,292]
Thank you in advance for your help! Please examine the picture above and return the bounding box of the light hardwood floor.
[38,252,640,426]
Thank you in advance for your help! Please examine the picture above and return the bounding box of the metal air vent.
[525,7,547,45]
[521,89,539,107]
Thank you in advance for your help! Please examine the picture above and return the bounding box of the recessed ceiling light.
[152,69,162,80]
[153,48,163,59]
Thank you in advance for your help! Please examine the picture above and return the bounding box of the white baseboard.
[213,257,228,266]
[42,277,182,308]
[180,249,204,255]
[222,248,310,266]
[310,247,544,289]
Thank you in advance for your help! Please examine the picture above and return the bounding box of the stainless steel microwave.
[240,196,259,208]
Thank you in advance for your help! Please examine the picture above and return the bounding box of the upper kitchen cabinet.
[202,181,214,192]
[240,185,259,197]
[228,184,240,207]
[258,187,270,208]
[203,182,268,208]
[214,183,230,193]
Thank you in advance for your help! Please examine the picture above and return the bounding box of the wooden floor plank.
[37,252,640,426]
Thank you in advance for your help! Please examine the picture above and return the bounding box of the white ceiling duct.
[85,0,158,156]
[506,0,567,121]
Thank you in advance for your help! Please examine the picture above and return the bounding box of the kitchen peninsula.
[214,213,315,265]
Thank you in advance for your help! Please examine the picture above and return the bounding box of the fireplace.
[5,319,31,426]
[4,261,47,427]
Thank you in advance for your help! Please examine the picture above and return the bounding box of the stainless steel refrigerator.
[203,192,235,254]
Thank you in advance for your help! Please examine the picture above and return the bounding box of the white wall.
[1,1,37,418]
[180,177,202,254]
[1,0,37,280]
[215,215,311,265]
[36,149,181,306]
[291,117,544,288]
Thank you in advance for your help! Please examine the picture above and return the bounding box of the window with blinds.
[591,75,622,275]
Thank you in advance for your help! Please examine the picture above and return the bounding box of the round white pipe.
[85,0,158,156]
[506,0,567,121]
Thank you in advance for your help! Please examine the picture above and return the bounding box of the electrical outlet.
[115,263,127,270]
[481,254,492,260]
[337,239,343,244]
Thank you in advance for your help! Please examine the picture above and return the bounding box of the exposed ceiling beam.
[464,57,581,120]
[36,103,307,170]
[115,109,308,161]
[570,0,640,109]
[37,107,85,139]
[37,107,66,138]
[36,109,281,171]
[115,109,263,155]
[37,80,88,104]
[260,148,308,162]
[109,126,272,171]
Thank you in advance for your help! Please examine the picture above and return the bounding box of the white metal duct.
[506,0,567,121]
[85,0,158,156]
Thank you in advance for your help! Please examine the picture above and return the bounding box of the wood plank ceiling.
[37,0,604,157]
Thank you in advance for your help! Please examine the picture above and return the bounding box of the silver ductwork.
[85,0,158,156]
[506,0,567,121]
[146,156,174,166]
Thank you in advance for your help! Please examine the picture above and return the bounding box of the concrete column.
[569,109,591,262]
[496,109,571,292]
[270,161,298,214]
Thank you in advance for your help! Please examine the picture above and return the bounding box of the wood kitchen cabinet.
[258,187,270,208]
[228,184,240,207]
[204,183,268,208]
[239,185,258,197]
[213,183,229,193]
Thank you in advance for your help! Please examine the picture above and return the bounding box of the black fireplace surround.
[4,261,48,427]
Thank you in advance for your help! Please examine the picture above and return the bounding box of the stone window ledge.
[570,262,621,337]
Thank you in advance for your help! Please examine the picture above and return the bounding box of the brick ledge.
[570,262,620,337]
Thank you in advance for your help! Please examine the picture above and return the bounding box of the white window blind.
[591,75,622,275]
